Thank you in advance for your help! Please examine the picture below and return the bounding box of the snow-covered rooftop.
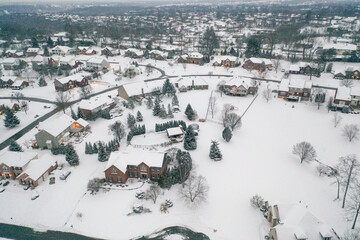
[335,86,351,101]
[19,154,57,181]
[38,114,74,137]
[0,150,38,168]
[166,127,184,137]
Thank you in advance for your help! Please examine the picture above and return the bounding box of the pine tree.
[167,104,174,118]
[185,104,195,120]
[209,140,222,161]
[153,96,161,116]
[127,132,133,142]
[159,104,167,119]
[71,108,78,120]
[77,107,85,119]
[127,113,136,128]
[146,97,154,109]
[3,109,20,128]
[172,94,179,106]
[88,142,93,154]
[136,111,143,122]
[93,143,98,153]
[162,79,176,97]
[222,127,232,142]
[9,139,23,152]
[65,144,80,166]
[38,76,47,87]
[97,143,108,162]
[184,126,197,150]
[128,99,135,109]
[85,142,89,154]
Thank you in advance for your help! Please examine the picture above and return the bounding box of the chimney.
[141,88,144,96]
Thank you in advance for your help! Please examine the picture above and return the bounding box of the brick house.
[104,151,168,184]
[243,58,273,71]
[78,96,115,119]
[11,80,29,90]
[0,76,18,88]
[17,154,57,188]
[187,52,204,64]
[175,78,209,92]
[333,86,351,108]
[224,77,258,96]
[54,72,91,91]
[278,79,312,101]
[0,151,38,180]
[212,56,239,67]
[149,50,168,60]
[124,48,144,58]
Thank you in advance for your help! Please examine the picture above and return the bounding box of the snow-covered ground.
[0,99,54,142]
[0,75,359,239]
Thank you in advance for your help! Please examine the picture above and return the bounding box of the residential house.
[175,78,209,92]
[78,96,115,119]
[243,58,273,71]
[0,151,38,180]
[149,50,168,60]
[212,55,239,67]
[299,62,320,76]
[104,151,168,184]
[86,57,110,70]
[0,76,18,88]
[124,48,144,58]
[278,79,312,101]
[177,54,188,63]
[11,80,29,90]
[35,114,88,149]
[267,203,336,240]
[101,47,120,56]
[345,68,360,80]
[187,52,204,64]
[289,65,301,74]
[17,154,57,188]
[224,77,258,96]
[350,87,360,108]
[54,72,91,91]
[51,46,75,56]
[118,81,162,100]
[2,58,20,70]
[333,86,351,108]
[26,48,40,57]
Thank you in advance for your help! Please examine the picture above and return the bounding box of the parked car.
[23,185,30,190]
[3,181,10,187]
[59,171,71,180]
[49,177,55,185]
[133,204,143,213]
[135,191,145,199]
[165,199,173,208]
[0,188,5,193]
[31,192,40,200]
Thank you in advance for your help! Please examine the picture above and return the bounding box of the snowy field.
[0,75,359,239]
[0,99,54,142]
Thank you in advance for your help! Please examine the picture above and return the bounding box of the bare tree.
[14,92,24,103]
[312,88,325,110]
[343,124,359,142]
[262,88,272,102]
[145,183,162,204]
[329,166,342,200]
[333,113,342,128]
[208,95,217,119]
[343,228,360,240]
[20,101,28,114]
[341,79,354,88]
[55,91,70,114]
[347,181,360,229]
[274,58,281,73]
[337,155,359,208]
[87,178,103,194]
[180,174,209,206]
[292,141,317,164]
[79,85,92,99]
[250,194,264,209]
[109,121,125,142]
[223,112,242,131]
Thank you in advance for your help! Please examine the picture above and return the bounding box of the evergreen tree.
[100,110,111,119]
[65,144,80,166]
[85,142,89,154]
[184,126,197,150]
[159,104,167,119]
[153,96,161,116]
[136,111,143,122]
[77,107,85,119]
[172,94,179,106]
[93,143,98,153]
[146,97,154,109]
[222,127,232,142]
[128,99,135,109]
[71,108,78,120]
[9,139,23,152]
[209,140,222,161]
[202,26,219,56]
[127,113,136,128]
[47,37,54,48]
[127,132,133,142]
[38,76,47,87]
[162,79,176,97]
[97,143,108,162]
[3,109,20,128]
[245,37,261,58]
[185,104,195,120]
[167,104,174,118]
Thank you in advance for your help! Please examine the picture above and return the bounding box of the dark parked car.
[3,181,10,187]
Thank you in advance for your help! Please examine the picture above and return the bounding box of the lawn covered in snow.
[0,76,359,239]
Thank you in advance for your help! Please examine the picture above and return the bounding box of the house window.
[2,166,8,171]
[152,174,156,179]
[134,172,138,177]
[109,176,113,182]
[111,168,117,175]
[117,177,122,183]
[140,166,147,172]
[129,172,133,177]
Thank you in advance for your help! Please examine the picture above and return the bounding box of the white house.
[86,57,110,70]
